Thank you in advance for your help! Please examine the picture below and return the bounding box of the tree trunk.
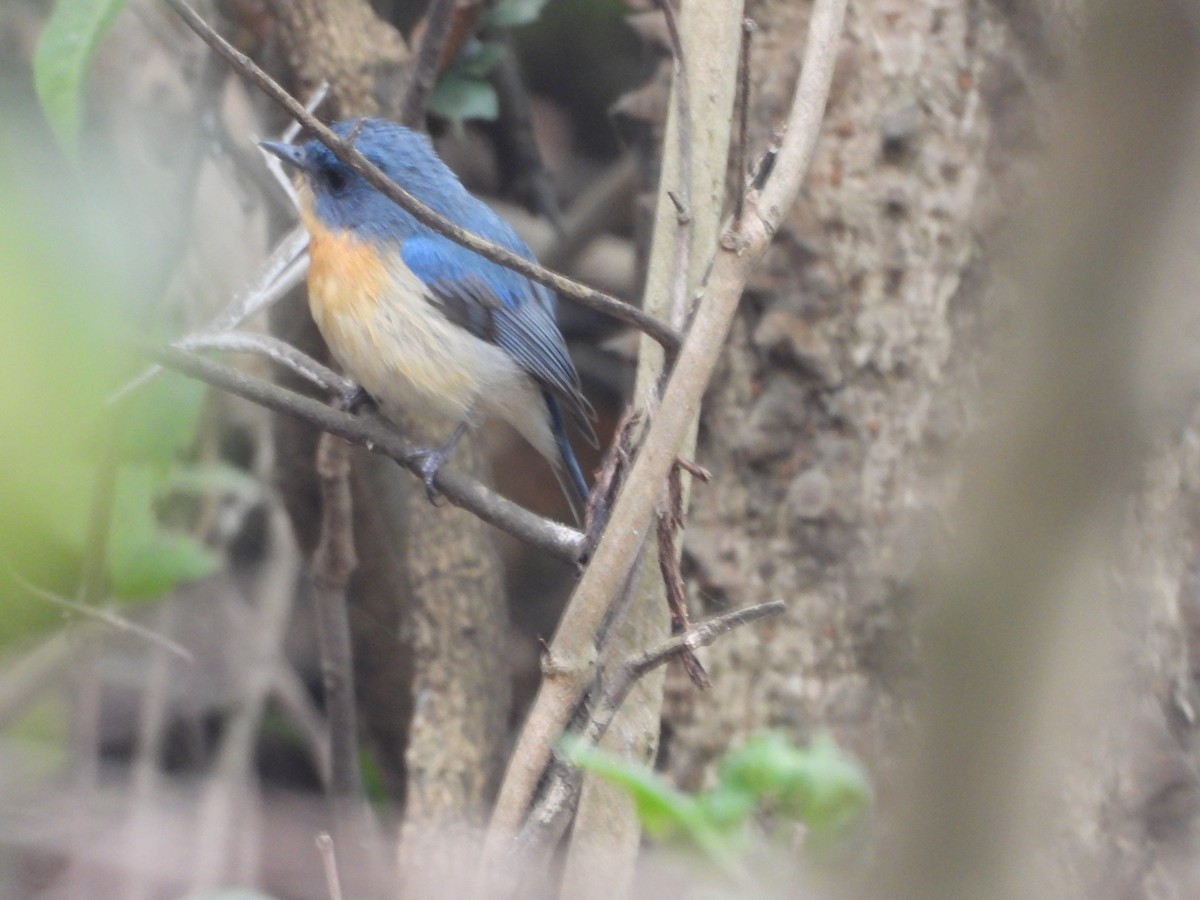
[663,1,1200,896]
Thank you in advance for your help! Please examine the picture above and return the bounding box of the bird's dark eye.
[323,167,349,193]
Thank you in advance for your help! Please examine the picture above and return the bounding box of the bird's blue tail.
[545,392,589,522]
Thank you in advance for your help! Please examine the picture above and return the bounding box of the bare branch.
[399,0,461,128]
[655,465,708,688]
[311,433,363,801]
[149,344,585,563]
[315,833,345,900]
[514,601,787,860]
[163,0,681,354]
[604,600,785,714]
[653,0,694,330]
[2,563,194,664]
[488,0,848,847]
[733,19,756,229]
[178,331,350,395]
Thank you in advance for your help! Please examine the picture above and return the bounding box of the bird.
[260,118,596,520]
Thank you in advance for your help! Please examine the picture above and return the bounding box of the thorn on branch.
[675,456,711,482]
[666,189,691,225]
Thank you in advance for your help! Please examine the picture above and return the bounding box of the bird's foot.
[408,422,468,506]
[410,446,451,505]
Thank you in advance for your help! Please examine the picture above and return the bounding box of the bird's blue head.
[260,119,474,242]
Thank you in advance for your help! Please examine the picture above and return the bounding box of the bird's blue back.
[298,119,594,440]
[306,120,548,313]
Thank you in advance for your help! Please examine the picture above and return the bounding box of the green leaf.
[455,41,507,79]
[567,738,697,839]
[33,0,130,160]
[108,530,217,600]
[717,732,871,839]
[783,733,871,839]
[107,466,216,599]
[485,0,551,28]
[428,74,499,123]
[565,738,745,876]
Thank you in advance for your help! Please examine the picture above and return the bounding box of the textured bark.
[660,0,1200,896]
[269,0,408,118]
[664,0,1010,797]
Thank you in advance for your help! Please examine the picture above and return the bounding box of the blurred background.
[2,0,1200,898]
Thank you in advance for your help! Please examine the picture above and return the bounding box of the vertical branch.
[311,432,389,890]
[399,0,462,128]
[488,0,848,866]
[652,0,694,332]
[312,432,362,801]
[732,19,755,230]
[489,1,749,893]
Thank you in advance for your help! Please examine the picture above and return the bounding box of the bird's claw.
[411,448,449,506]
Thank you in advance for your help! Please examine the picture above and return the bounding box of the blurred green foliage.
[567,731,871,878]
[0,106,214,646]
[427,0,545,126]
[33,0,129,160]
[428,39,505,124]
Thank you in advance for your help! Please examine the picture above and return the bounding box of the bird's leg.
[409,422,468,504]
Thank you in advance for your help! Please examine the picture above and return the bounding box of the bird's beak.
[259,141,311,172]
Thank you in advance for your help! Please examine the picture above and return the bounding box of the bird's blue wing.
[401,235,597,444]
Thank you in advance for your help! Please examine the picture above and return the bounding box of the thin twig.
[733,19,756,230]
[178,331,351,395]
[311,433,387,885]
[399,0,461,128]
[4,565,194,663]
[315,833,345,900]
[653,0,694,331]
[163,0,681,354]
[514,601,786,858]
[150,344,585,562]
[656,465,708,687]
[600,600,784,725]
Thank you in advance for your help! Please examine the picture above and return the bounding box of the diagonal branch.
[487,0,849,849]
[399,0,462,127]
[514,601,786,860]
[163,0,681,355]
[150,344,585,562]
